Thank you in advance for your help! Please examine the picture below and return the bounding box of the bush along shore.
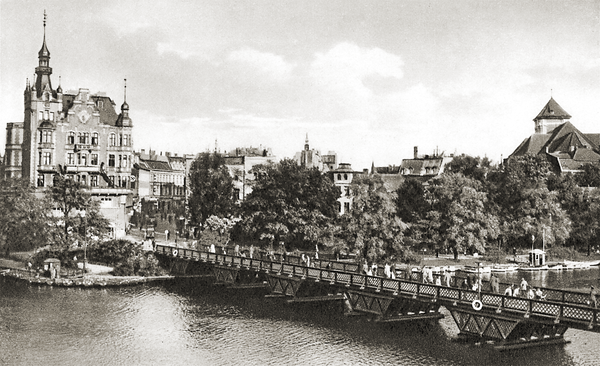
[0,267,173,287]
[0,239,171,288]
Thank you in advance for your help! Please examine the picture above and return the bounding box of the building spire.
[35,10,53,97]
[120,78,129,120]
[304,133,309,151]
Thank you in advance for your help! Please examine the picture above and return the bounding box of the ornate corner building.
[2,13,134,238]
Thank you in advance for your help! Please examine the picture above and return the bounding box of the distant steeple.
[304,133,310,151]
[35,10,53,98]
[121,78,129,117]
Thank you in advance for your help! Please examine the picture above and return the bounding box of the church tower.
[534,97,571,134]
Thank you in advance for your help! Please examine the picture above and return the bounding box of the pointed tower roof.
[534,97,571,120]
[38,12,50,58]
[35,11,53,98]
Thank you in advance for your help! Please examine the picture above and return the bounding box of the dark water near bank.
[1,268,599,366]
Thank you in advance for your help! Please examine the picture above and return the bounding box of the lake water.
[1,267,599,366]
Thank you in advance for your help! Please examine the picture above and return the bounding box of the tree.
[234,159,339,251]
[0,178,52,256]
[395,178,430,223]
[340,175,408,263]
[492,155,570,249]
[444,154,492,182]
[188,153,235,227]
[427,173,499,256]
[549,173,600,252]
[48,175,110,249]
[576,163,600,187]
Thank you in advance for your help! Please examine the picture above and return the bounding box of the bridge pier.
[448,306,570,350]
[344,289,443,322]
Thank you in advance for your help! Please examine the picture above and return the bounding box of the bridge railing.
[156,244,598,327]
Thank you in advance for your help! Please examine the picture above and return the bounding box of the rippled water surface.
[1,268,599,366]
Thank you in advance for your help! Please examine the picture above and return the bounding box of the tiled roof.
[510,121,600,172]
[545,122,597,153]
[534,97,571,120]
[510,134,551,156]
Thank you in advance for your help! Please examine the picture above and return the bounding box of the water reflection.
[1,269,599,365]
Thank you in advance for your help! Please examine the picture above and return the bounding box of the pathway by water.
[1,268,599,365]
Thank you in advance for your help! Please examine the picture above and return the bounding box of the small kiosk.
[43,258,61,279]
[528,249,546,267]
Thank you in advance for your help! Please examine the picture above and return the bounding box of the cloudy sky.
[1,0,599,170]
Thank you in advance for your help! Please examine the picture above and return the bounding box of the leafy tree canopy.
[188,153,235,226]
[234,159,339,250]
[444,154,492,182]
[427,173,499,254]
[340,175,408,263]
[48,175,110,249]
[0,178,53,255]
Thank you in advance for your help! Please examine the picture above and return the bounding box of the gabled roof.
[534,97,571,120]
[510,122,599,157]
[545,122,598,153]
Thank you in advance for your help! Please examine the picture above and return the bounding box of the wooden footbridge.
[154,244,599,350]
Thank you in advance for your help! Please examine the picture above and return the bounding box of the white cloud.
[309,42,405,120]
[228,47,296,82]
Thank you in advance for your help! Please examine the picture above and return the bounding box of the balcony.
[38,142,54,149]
[65,165,101,173]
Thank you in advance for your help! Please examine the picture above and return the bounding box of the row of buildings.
[3,14,600,236]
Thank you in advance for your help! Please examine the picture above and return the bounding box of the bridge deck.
[156,245,599,332]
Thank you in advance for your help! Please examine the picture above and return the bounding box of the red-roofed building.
[509,98,600,173]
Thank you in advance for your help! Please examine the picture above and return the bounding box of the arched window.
[67,131,75,145]
[91,132,99,146]
[344,173,348,180]
[337,174,341,181]
[109,133,117,146]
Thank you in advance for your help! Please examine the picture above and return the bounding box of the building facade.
[2,15,134,238]
[223,146,278,201]
[328,163,367,215]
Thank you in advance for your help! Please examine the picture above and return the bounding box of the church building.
[509,97,600,173]
[2,13,134,238]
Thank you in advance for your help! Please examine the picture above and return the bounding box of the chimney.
[140,149,145,154]
[414,146,418,159]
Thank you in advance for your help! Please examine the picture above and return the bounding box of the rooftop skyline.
[1,0,599,170]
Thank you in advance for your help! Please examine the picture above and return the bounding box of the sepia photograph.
[1,1,599,365]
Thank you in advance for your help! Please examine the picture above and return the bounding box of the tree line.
[187,152,600,264]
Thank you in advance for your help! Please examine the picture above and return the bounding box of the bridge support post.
[214,265,240,285]
[448,307,570,350]
[266,273,304,297]
[344,289,443,322]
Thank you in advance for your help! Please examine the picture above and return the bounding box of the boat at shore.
[490,264,519,272]
[518,264,549,272]
[460,265,491,274]
[562,260,599,270]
